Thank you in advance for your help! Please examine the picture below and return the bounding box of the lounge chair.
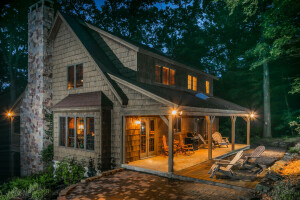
[162,135,178,156]
[179,134,194,155]
[208,150,243,178]
[212,132,229,148]
[238,146,265,167]
[198,134,215,149]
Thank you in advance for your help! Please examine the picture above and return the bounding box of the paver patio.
[66,170,251,200]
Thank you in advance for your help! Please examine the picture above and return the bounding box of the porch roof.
[110,74,250,113]
[52,91,112,109]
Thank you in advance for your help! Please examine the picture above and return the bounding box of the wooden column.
[168,115,173,173]
[230,116,237,151]
[122,115,125,164]
[243,117,251,146]
[205,116,215,160]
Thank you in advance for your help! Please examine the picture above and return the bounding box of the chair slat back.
[226,150,243,170]
[198,134,207,145]
[251,146,265,158]
[212,132,222,143]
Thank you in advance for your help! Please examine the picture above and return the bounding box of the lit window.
[206,81,210,94]
[188,75,197,91]
[170,69,175,86]
[154,65,175,86]
[76,117,84,149]
[162,67,169,85]
[86,117,95,150]
[67,117,75,147]
[59,117,66,146]
[60,116,95,151]
[68,64,83,89]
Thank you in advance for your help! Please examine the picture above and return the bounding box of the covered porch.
[122,106,253,176]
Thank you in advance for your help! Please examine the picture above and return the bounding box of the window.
[154,65,175,86]
[206,81,210,94]
[59,117,66,146]
[155,65,161,83]
[59,116,95,151]
[68,117,75,147]
[86,117,95,150]
[76,117,84,149]
[188,75,197,91]
[68,64,83,89]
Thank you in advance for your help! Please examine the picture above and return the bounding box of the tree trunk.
[263,61,272,138]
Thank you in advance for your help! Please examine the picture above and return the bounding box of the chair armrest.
[214,159,230,162]
[222,137,229,139]
[215,162,234,166]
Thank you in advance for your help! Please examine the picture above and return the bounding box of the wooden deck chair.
[179,134,194,155]
[198,134,215,149]
[238,146,265,167]
[208,150,243,178]
[212,132,229,148]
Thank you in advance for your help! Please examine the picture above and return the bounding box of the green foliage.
[55,158,85,185]
[87,157,97,177]
[0,175,38,194]
[0,187,22,200]
[41,144,54,163]
[30,187,50,200]
[271,177,300,200]
[289,143,300,154]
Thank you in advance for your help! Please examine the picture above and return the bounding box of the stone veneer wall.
[20,2,54,175]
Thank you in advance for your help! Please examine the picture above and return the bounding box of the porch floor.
[128,144,248,172]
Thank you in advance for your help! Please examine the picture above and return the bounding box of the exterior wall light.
[172,110,177,115]
[135,120,141,125]
[7,112,13,117]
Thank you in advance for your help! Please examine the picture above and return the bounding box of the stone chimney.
[20,0,54,176]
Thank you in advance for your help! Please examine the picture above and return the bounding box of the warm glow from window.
[188,75,192,90]
[206,81,210,94]
[193,77,197,91]
[170,69,175,86]
[188,75,197,91]
[154,65,175,86]
[162,67,169,85]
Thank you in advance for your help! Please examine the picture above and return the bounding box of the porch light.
[172,110,177,115]
[7,112,13,118]
[250,114,255,118]
[135,120,141,125]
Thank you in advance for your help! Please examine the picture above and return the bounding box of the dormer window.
[188,75,197,91]
[68,64,83,89]
[206,81,210,94]
[155,65,175,86]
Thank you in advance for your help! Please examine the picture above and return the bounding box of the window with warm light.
[206,81,210,94]
[154,65,175,86]
[188,75,197,91]
[59,116,94,150]
[68,64,83,89]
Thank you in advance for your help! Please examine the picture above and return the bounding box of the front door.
[140,118,156,159]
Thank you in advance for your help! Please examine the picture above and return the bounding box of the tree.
[224,0,300,138]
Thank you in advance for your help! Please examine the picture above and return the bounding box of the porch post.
[168,115,173,174]
[205,116,215,160]
[247,117,250,145]
[242,116,251,146]
[122,115,125,164]
[230,116,237,151]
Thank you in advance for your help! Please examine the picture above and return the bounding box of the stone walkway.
[66,170,251,200]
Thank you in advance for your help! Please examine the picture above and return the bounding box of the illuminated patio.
[128,144,249,172]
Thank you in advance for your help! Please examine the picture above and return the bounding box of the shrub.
[289,143,300,154]
[31,188,50,200]
[0,176,38,194]
[41,144,54,163]
[271,177,300,200]
[55,158,85,185]
[87,157,97,177]
[0,187,22,200]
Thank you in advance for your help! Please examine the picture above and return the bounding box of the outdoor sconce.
[250,114,255,118]
[135,120,141,125]
[79,124,84,130]
[7,112,13,118]
[172,110,183,116]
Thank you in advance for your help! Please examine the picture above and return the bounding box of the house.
[17,0,252,176]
